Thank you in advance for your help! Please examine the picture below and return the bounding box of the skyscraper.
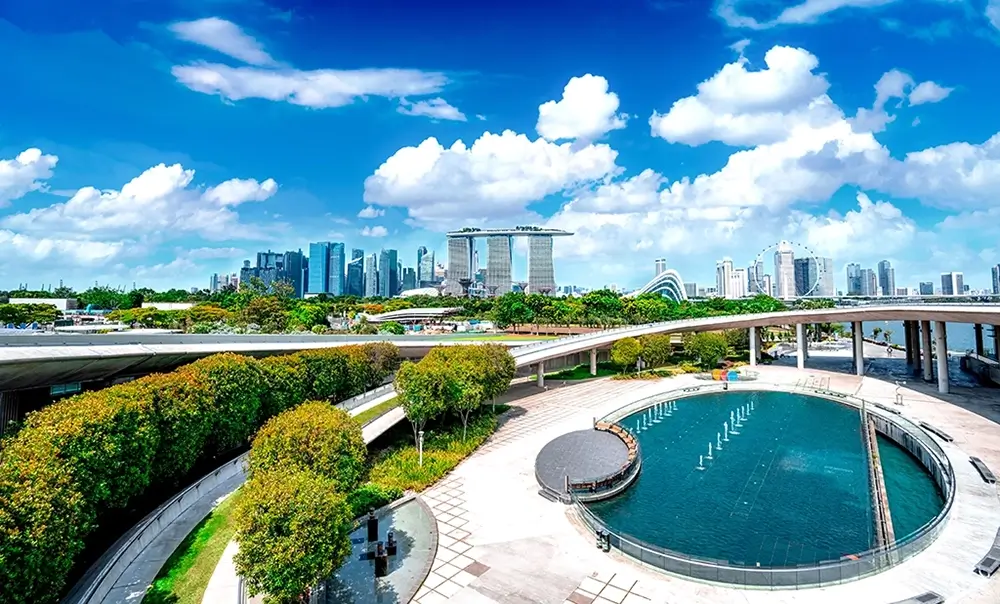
[846,263,863,296]
[526,235,558,295]
[445,237,473,295]
[814,257,834,297]
[364,254,378,297]
[329,242,346,296]
[941,272,963,296]
[747,260,764,294]
[416,246,429,286]
[919,281,934,296]
[715,258,734,298]
[877,260,895,298]
[730,267,747,299]
[992,265,1000,295]
[654,258,667,276]
[402,267,416,291]
[308,242,329,294]
[418,249,435,287]
[282,250,306,298]
[773,242,795,300]
[346,255,364,297]
[379,249,398,297]
[862,268,877,296]
[487,235,514,295]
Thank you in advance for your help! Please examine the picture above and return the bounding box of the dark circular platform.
[535,429,630,494]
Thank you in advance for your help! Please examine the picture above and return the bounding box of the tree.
[234,469,353,604]
[380,321,405,335]
[394,359,451,447]
[451,367,486,440]
[683,332,729,369]
[883,329,893,345]
[639,334,672,368]
[490,292,534,330]
[243,296,287,333]
[611,337,642,370]
[871,326,882,341]
[723,329,750,352]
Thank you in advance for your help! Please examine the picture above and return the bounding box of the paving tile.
[417,591,449,604]
[438,512,457,524]
[422,572,446,590]
[622,594,651,603]
[566,591,595,604]
[438,534,457,548]
[414,585,431,599]
[430,557,447,571]
[452,554,474,568]
[463,560,490,577]
[447,517,469,529]
[598,585,627,604]
[593,598,617,604]
[451,569,476,587]
[627,582,652,598]
[591,569,615,583]
[450,528,471,540]
[451,541,472,555]
[435,562,462,579]
[608,574,636,591]
[435,547,460,563]
[436,579,463,598]
[578,577,605,596]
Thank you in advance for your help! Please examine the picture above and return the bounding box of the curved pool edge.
[576,381,957,590]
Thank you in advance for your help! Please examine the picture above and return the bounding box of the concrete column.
[853,321,864,376]
[537,361,545,388]
[994,326,1000,362]
[921,320,933,382]
[749,327,758,367]
[903,321,914,365]
[796,323,806,370]
[974,324,984,356]
[910,321,921,374]
[589,348,598,376]
[934,321,948,394]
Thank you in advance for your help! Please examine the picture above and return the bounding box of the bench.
[970,456,997,485]
[873,402,902,415]
[889,592,944,604]
[973,527,1000,577]
[918,421,954,442]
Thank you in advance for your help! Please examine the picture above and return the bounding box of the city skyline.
[3,3,1000,292]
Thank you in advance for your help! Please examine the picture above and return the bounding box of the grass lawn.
[352,396,400,426]
[545,362,619,380]
[145,490,242,604]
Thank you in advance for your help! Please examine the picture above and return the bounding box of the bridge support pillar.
[974,324,984,356]
[994,326,1000,362]
[909,321,921,374]
[921,320,933,382]
[795,324,806,370]
[589,349,598,376]
[853,321,864,376]
[935,321,949,395]
[749,327,758,367]
[537,362,545,388]
[903,321,914,365]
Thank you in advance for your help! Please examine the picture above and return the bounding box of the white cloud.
[536,74,627,142]
[909,80,954,105]
[650,46,836,146]
[184,246,247,259]
[789,192,917,258]
[169,19,455,114]
[2,161,278,241]
[170,17,275,66]
[716,0,901,30]
[988,0,1000,30]
[363,131,618,227]
[0,230,124,265]
[0,148,59,206]
[357,205,385,219]
[360,225,388,237]
[882,133,1000,209]
[729,38,751,54]
[398,98,466,121]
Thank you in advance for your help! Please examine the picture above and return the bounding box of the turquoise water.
[877,435,945,539]
[588,391,877,567]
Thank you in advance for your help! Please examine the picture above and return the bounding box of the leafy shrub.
[249,402,366,492]
[345,483,403,519]
[147,371,215,484]
[297,348,351,400]
[257,354,309,420]
[234,469,353,604]
[180,353,265,455]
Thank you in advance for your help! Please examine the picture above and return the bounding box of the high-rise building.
[792,256,834,297]
[919,281,934,296]
[346,255,364,297]
[730,267,747,299]
[282,250,306,297]
[683,282,698,298]
[445,237,473,295]
[715,258,734,298]
[327,243,346,296]
[793,258,811,297]
[308,242,329,294]
[861,268,877,296]
[846,263,863,296]
[486,235,514,296]
[877,260,895,298]
[763,274,774,298]
[992,265,1000,295]
[364,254,379,297]
[527,235,557,295]
[379,249,399,297]
[402,267,416,291]
[418,249,435,287]
[747,261,764,294]
[773,242,795,300]
[654,258,667,276]
[941,272,964,296]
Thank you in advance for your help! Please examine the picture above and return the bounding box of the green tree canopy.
[611,337,642,369]
[639,334,673,368]
[683,332,729,369]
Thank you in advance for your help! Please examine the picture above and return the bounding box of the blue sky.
[2,0,1000,293]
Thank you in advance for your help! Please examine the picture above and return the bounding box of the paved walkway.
[407,368,1000,604]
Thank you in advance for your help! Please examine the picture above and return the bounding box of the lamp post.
[895,381,906,406]
[418,430,425,467]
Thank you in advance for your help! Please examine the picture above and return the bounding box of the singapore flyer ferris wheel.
[749,240,827,299]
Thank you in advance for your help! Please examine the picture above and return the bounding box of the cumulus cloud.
[0,230,124,265]
[170,17,275,66]
[536,74,627,142]
[0,148,59,206]
[169,19,461,117]
[909,80,953,106]
[398,98,466,121]
[357,206,385,219]
[360,225,388,237]
[716,0,903,30]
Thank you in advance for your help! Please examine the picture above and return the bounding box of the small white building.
[141,302,195,311]
[8,297,78,311]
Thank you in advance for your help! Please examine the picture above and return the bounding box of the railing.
[336,382,395,412]
[567,423,642,501]
[576,382,956,589]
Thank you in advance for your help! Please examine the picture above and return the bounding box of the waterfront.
[846,321,997,356]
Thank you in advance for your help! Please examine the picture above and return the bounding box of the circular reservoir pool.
[586,390,945,568]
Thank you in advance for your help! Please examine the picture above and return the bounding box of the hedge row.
[0,342,399,604]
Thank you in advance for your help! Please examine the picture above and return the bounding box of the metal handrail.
[576,382,956,588]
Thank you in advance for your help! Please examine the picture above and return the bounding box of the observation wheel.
[750,240,825,298]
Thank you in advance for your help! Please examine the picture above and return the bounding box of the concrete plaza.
[411,368,1000,604]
